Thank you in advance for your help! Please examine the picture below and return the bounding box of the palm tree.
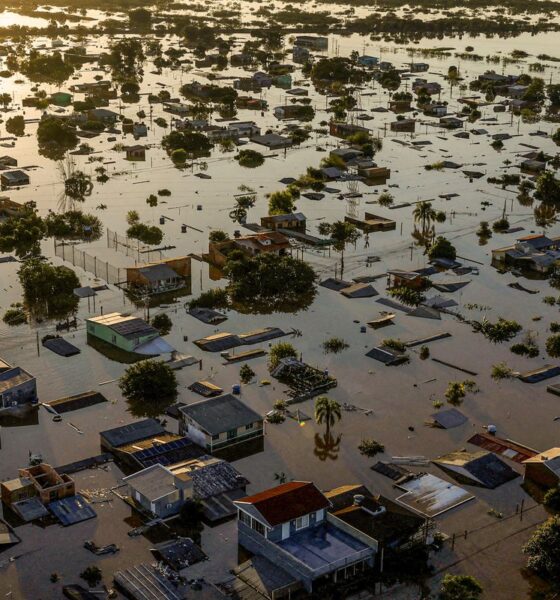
[314,396,342,435]
[317,220,361,277]
[413,201,437,232]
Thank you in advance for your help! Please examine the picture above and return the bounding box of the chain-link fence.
[54,240,126,285]
[106,228,163,262]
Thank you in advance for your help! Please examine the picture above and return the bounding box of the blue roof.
[48,494,97,526]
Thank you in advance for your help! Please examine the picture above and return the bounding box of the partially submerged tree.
[268,342,298,371]
[317,220,361,276]
[523,516,560,587]
[119,360,178,417]
[358,439,385,458]
[18,258,80,320]
[151,313,172,336]
[439,574,483,600]
[314,396,341,434]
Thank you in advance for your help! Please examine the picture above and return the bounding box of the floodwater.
[0,10,559,599]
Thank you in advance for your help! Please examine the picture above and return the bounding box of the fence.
[54,240,126,286]
[106,228,164,263]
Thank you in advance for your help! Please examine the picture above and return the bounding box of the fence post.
[106,261,109,283]
[72,244,75,266]
[94,256,97,277]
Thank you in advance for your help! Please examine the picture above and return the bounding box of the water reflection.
[313,431,341,462]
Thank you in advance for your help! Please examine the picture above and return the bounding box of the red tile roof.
[237,481,330,526]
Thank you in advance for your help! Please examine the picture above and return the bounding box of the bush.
[546,334,560,358]
[382,338,406,353]
[544,487,560,511]
[269,342,298,371]
[80,566,102,587]
[358,439,385,457]
[237,149,265,168]
[127,223,163,245]
[491,362,514,380]
[189,288,229,309]
[439,574,482,600]
[322,337,349,354]
[2,305,27,326]
[209,230,229,242]
[151,313,172,335]
[119,360,177,405]
[239,364,255,384]
[492,217,510,232]
[388,286,425,307]
[428,236,456,261]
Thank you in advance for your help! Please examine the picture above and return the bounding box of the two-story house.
[234,482,377,595]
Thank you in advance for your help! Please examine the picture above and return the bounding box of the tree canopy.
[224,251,316,313]
[119,359,178,417]
[524,516,560,587]
[18,258,80,320]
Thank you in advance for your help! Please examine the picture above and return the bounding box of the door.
[281,522,290,540]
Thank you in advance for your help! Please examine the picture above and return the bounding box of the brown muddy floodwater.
[0,14,559,599]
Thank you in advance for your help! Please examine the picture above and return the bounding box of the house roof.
[100,418,165,448]
[123,464,178,501]
[138,264,180,282]
[87,312,157,339]
[0,367,34,393]
[180,394,261,436]
[236,481,330,527]
[524,448,560,478]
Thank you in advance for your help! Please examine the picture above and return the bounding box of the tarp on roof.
[371,462,410,481]
[48,494,97,526]
[429,408,467,429]
[134,336,175,356]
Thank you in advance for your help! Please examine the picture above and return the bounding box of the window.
[295,515,309,530]
[245,423,254,430]
[111,335,116,343]
[253,520,265,536]
[212,434,220,441]
[227,429,237,440]
[316,509,325,521]
[239,510,251,526]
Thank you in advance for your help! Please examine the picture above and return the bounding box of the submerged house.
[234,481,377,595]
[124,463,190,518]
[126,257,191,294]
[206,232,291,268]
[179,394,264,460]
[86,312,174,357]
[0,359,37,413]
[0,196,24,221]
[523,448,560,489]
[0,170,29,188]
[260,212,306,232]
[492,234,560,274]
